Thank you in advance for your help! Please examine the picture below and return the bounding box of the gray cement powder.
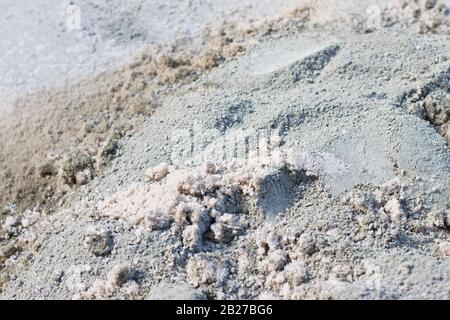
[0,0,449,299]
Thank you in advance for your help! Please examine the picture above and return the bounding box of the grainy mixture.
[0,0,449,299]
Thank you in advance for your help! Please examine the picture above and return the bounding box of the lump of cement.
[83,226,112,256]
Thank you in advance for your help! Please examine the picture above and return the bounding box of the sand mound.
[0,0,449,299]
[0,1,311,224]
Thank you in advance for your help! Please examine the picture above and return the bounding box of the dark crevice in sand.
[398,66,450,144]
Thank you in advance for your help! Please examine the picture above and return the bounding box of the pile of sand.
[0,0,449,299]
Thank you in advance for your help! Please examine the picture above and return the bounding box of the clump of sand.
[96,129,351,253]
[97,146,320,251]
[306,0,450,34]
[73,264,140,300]
[401,83,450,145]
[385,0,450,33]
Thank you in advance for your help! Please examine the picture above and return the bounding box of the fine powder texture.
[0,0,449,300]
